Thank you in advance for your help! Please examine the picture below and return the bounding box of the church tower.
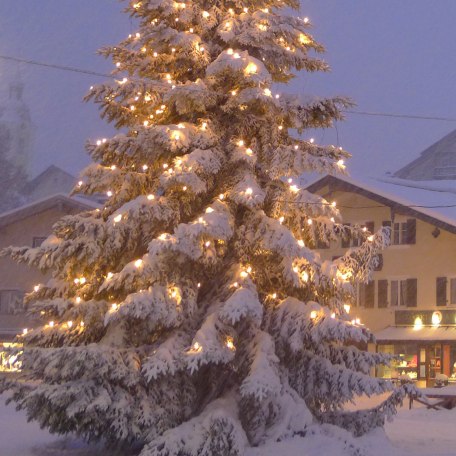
[0,74,32,177]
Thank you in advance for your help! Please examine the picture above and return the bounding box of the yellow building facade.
[307,175,456,386]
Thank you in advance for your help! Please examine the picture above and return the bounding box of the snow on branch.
[240,331,281,401]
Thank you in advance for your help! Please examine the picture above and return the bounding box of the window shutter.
[378,280,388,308]
[365,221,375,234]
[341,223,351,248]
[406,278,417,307]
[406,219,416,244]
[365,281,375,308]
[436,277,447,306]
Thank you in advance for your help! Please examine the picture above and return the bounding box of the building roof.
[23,165,76,195]
[375,325,456,342]
[0,193,99,229]
[394,129,456,180]
[305,174,456,234]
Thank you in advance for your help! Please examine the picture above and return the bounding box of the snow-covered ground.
[1,392,455,456]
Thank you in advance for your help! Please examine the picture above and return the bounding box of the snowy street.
[1,392,456,456]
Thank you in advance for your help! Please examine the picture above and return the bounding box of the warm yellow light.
[331,201,337,207]
[49,321,55,328]
[432,311,442,327]
[113,214,122,223]
[302,271,309,282]
[343,304,351,314]
[310,310,317,319]
[34,285,40,293]
[289,184,299,193]
[240,271,248,278]
[192,342,202,352]
[244,62,258,75]
[67,321,73,328]
[107,272,114,280]
[22,328,28,335]
[413,316,423,330]
[245,187,253,195]
[147,194,155,200]
[298,240,305,247]
[226,338,235,351]
[299,33,311,45]
[134,259,143,268]
[75,297,81,304]
[202,11,210,18]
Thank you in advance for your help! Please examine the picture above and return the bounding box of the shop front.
[374,310,456,387]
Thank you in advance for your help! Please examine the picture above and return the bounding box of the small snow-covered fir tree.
[2,1,410,454]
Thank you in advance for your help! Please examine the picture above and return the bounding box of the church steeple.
[0,69,32,176]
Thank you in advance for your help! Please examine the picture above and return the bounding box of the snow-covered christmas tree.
[2,1,411,454]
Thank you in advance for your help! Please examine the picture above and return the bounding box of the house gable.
[394,129,456,181]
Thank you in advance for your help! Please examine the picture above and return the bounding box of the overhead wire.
[1,54,455,123]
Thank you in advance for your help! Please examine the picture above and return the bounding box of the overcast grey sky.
[0,1,455,179]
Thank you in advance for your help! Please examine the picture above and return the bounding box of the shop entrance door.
[427,343,442,387]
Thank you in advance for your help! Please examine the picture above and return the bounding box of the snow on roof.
[375,325,456,342]
[0,193,100,228]
[305,173,456,230]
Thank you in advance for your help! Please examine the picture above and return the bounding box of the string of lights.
[1,54,455,123]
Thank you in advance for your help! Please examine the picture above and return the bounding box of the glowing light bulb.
[113,214,122,223]
[49,321,55,328]
[245,187,253,195]
[23,328,28,335]
[107,191,113,197]
[219,194,225,200]
[147,194,155,200]
[302,271,309,282]
[67,321,73,328]
[298,240,305,247]
[331,201,337,207]
[134,259,143,268]
[343,304,351,314]
[202,11,210,18]
[244,62,258,75]
[226,338,235,351]
[205,241,211,247]
[272,293,277,299]
[34,285,40,292]
[307,219,313,225]
[310,310,317,319]
[76,297,81,304]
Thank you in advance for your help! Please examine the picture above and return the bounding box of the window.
[32,237,47,248]
[383,219,416,245]
[0,290,25,314]
[390,279,417,307]
[437,277,447,306]
[342,221,374,248]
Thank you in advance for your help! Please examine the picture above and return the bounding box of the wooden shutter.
[436,277,447,306]
[406,219,416,244]
[365,221,375,234]
[406,278,417,307]
[378,280,388,308]
[365,281,375,308]
[341,223,351,248]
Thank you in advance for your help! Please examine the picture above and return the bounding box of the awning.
[375,325,456,342]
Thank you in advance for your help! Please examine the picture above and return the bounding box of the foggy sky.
[1,1,455,179]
